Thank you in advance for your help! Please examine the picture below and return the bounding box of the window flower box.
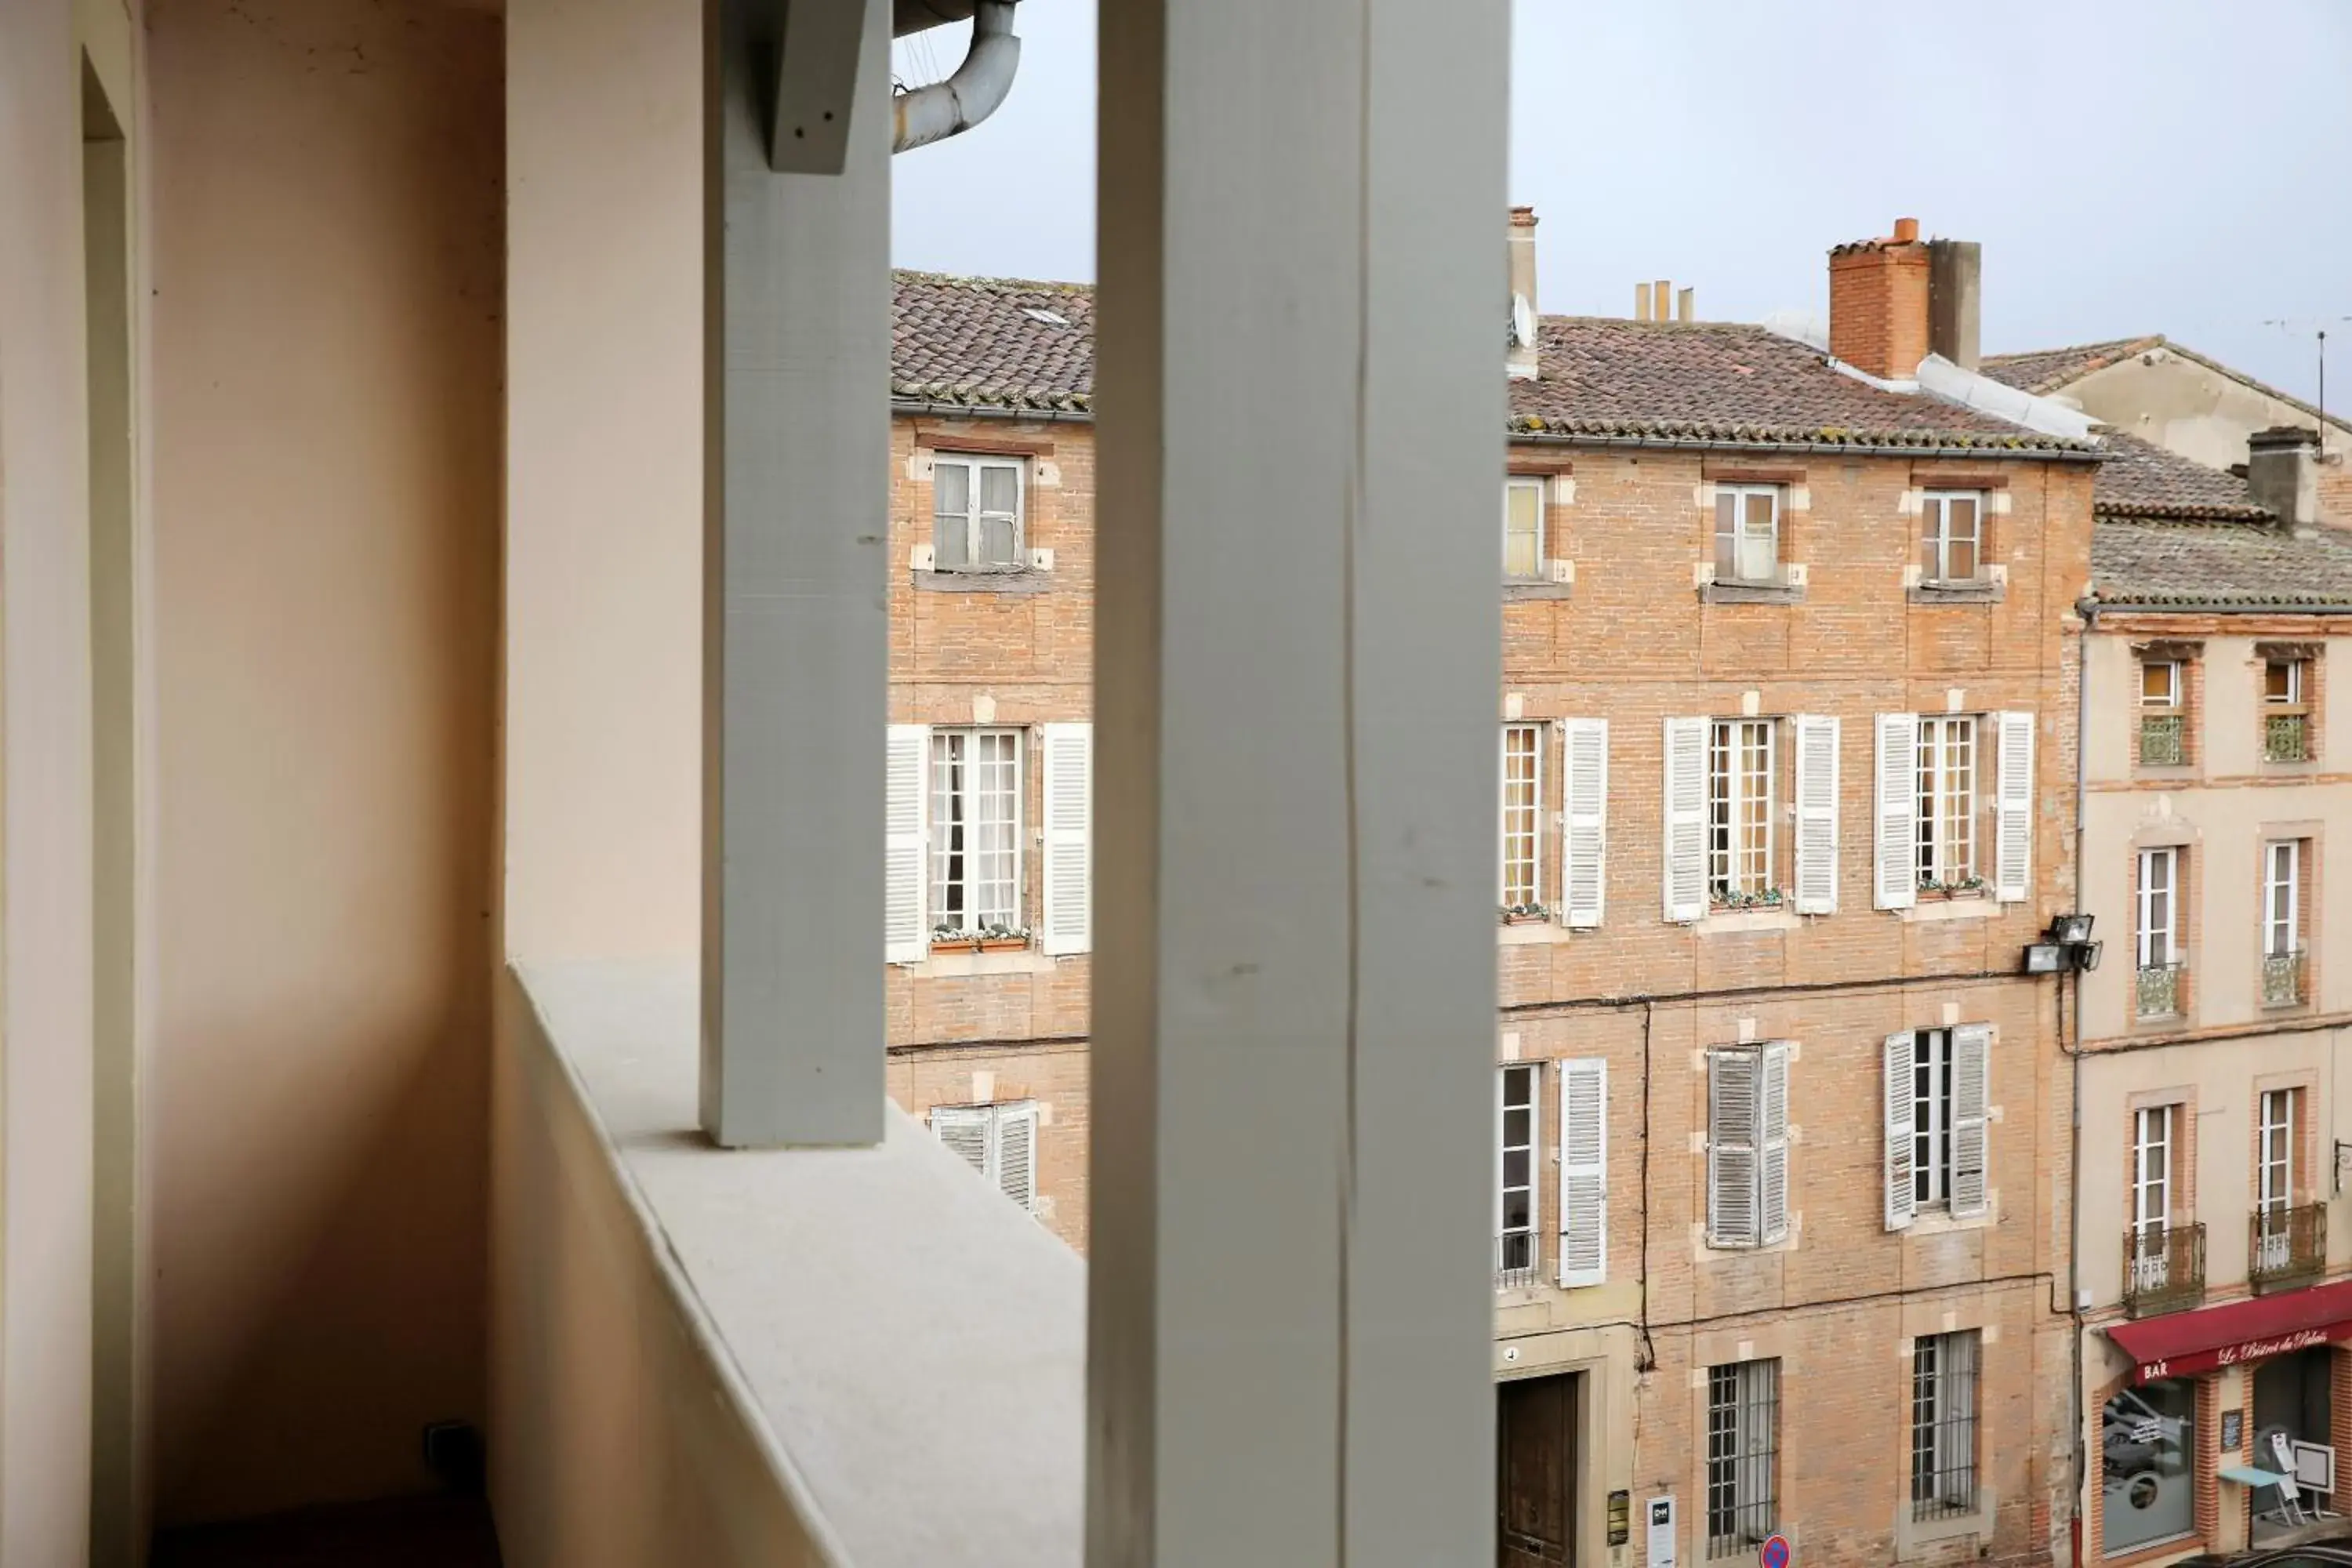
[1499,902,1551,927]
[1916,877,1987,902]
[1708,887,1785,914]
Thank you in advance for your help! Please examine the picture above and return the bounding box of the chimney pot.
[1635,282,1652,322]
[1828,216,1940,380]
[1507,207,1540,379]
[2248,426,2324,532]
[1676,287,1694,324]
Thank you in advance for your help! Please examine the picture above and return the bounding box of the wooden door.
[1499,1373,1577,1566]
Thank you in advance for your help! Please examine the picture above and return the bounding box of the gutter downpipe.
[2071,596,2093,1568]
[893,0,1021,154]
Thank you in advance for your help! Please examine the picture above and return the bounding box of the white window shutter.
[1994,711,2034,904]
[1950,1025,1991,1218]
[1884,1032,1917,1232]
[995,1102,1040,1214]
[1559,1058,1607,1287]
[1793,715,1839,915]
[1040,722,1093,954]
[1563,720,1609,929]
[1874,712,1920,910]
[931,1104,991,1175]
[1663,717,1708,923]
[886,724,931,963]
[1760,1043,1791,1244]
[1707,1049,1759,1247]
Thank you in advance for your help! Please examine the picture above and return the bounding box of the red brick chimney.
[1829,216,1933,381]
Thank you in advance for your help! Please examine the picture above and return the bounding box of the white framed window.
[1712,484,1780,584]
[1918,490,1984,583]
[2266,840,2302,960]
[931,452,1025,570]
[2142,660,2182,709]
[1504,477,1545,580]
[2136,846,2178,970]
[930,1100,1041,1214]
[1708,719,1776,900]
[1882,1025,1988,1230]
[1915,716,1976,887]
[2267,658,2307,706]
[1705,1358,1780,1556]
[929,729,1022,935]
[2132,1105,2172,1237]
[1706,1044,1789,1248]
[1501,724,1543,910]
[1497,1064,1538,1285]
[2259,1087,2298,1215]
[1911,1331,1981,1521]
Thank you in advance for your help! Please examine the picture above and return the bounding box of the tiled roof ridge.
[891,267,1093,295]
[1980,335,2165,394]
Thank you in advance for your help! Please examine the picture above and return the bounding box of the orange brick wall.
[885,408,2096,1565]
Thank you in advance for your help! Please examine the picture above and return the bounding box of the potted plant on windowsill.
[930,924,982,953]
[976,922,1032,953]
[1708,887,1785,914]
[1918,876,1988,902]
[1499,902,1551,926]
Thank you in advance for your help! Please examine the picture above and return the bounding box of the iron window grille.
[1911,1331,1980,1520]
[1705,1359,1780,1557]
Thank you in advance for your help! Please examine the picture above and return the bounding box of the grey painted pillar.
[700,0,889,1148]
[1089,3,1510,1562]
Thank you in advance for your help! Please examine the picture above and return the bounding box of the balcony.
[2251,1204,2328,1294]
[2266,713,2311,763]
[1496,1231,1539,1290]
[2136,962,2184,1020]
[2140,713,2187,766]
[2123,1222,2207,1317]
[2264,950,2309,1008]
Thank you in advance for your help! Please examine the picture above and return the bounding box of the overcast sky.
[893,0,2352,408]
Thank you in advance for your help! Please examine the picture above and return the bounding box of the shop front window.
[2103,1381,2196,1554]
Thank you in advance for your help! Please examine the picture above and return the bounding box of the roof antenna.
[2261,317,2352,456]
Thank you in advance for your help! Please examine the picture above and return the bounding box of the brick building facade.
[885,221,2095,1568]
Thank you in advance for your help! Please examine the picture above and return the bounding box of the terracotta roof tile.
[2092,432,2269,522]
[891,272,2092,454]
[2092,518,2352,608]
[1980,336,2164,395]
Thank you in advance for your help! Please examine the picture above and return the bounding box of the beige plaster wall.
[0,0,103,1555]
[146,0,502,1524]
[502,0,702,964]
[2065,348,2351,472]
[2075,1032,2352,1311]
[489,973,825,1568]
[2082,630,2352,1042]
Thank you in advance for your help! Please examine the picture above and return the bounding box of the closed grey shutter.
[1708,1049,1759,1246]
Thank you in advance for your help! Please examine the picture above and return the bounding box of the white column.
[1090,2,1509,1560]
[700,0,889,1147]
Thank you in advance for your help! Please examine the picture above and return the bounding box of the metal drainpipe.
[2070,594,2095,1567]
[893,0,1021,154]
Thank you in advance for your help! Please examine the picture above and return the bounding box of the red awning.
[2107,1279,2352,1383]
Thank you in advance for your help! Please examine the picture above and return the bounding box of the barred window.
[1911,1330,1980,1520]
[1705,1358,1780,1555]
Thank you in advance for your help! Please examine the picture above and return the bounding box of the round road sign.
[1759,1534,1791,1568]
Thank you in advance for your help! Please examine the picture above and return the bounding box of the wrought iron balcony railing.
[2136,962,2183,1020]
[2263,950,2308,1008]
[1495,1230,1538,1290]
[2140,713,2186,766]
[2266,713,2311,763]
[2123,1222,2205,1317]
[2251,1203,2327,1294]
